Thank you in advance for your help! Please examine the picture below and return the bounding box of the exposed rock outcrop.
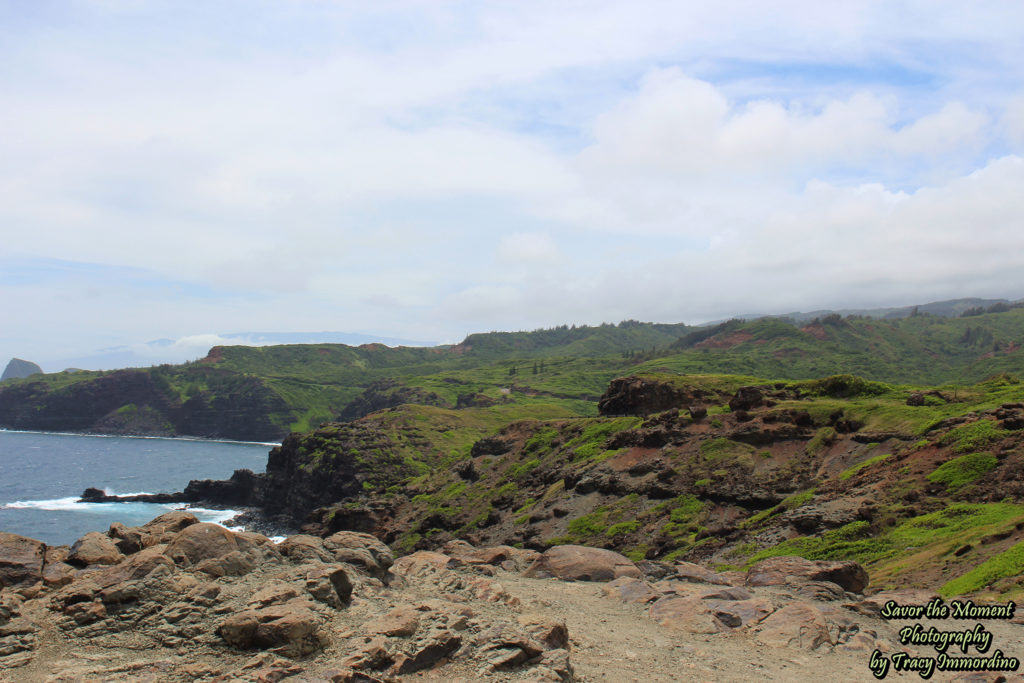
[598,376,716,416]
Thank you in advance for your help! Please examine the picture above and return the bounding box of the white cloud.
[2,1,1024,366]
[497,232,560,265]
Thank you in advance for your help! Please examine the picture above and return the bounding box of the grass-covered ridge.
[5,305,1024,439]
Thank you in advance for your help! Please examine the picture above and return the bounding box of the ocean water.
[0,430,274,546]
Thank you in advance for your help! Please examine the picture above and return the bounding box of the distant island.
[1,358,42,382]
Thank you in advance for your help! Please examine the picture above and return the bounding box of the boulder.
[391,551,455,576]
[218,600,325,657]
[650,594,773,633]
[305,565,353,607]
[278,535,333,563]
[323,531,394,579]
[248,583,300,608]
[108,522,147,554]
[164,523,239,566]
[68,532,124,567]
[142,510,199,535]
[0,532,46,588]
[108,511,201,554]
[196,550,255,577]
[601,577,661,604]
[673,561,734,585]
[523,545,641,582]
[745,556,868,593]
[41,561,76,588]
[365,605,420,637]
[393,629,462,674]
[517,614,569,650]
[754,602,831,649]
[729,386,764,412]
[474,625,544,671]
[88,546,174,588]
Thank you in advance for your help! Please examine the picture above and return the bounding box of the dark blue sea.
[0,430,274,546]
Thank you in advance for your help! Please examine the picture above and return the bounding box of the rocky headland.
[7,510,1019,682]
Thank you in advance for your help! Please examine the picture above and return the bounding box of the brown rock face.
[164,523,240,566]
[598,376,707,416]
[323,531,394,579]
[754,602,833,650]
[87,545,174,588]
[0,532,46,588]
[277,535,334,563]
[366,605,421,637]
[68,532,124,567]
[41,561,76,588]
[729,386,764,411]
[524,545,641,582]
[745,556,869,593]
[305,565,353,607]
[517,614,569,650]
[218,600,325,657]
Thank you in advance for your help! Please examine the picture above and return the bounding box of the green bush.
[606,521,640,537]
[567,511,607,537]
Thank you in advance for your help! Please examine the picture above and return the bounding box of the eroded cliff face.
[237,374,1024,601]
[0,369,288,441]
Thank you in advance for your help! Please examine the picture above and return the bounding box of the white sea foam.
[2,498,241,529]
[3,497,84,511]
[1,498,175,516]
[186,506,241,526]
[0,428,280,447]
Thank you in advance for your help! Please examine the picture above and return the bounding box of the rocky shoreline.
[3,510,1021,682]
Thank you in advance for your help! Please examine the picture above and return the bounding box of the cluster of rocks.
[0,512,575,682]
[5,513,997,682]
[599,554,896,651]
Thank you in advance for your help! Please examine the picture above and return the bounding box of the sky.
[2,1,1024,370]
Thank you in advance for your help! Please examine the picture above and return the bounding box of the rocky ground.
[3,512,1022,682]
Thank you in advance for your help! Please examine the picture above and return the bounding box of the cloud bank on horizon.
[2,1,1023,369]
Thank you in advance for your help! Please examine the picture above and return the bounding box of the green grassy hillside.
[3,306,1024,439]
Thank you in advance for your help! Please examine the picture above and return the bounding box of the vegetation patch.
[939,420,1008,454]
[840,453,892,481]
[606,520,640,537]
[940,541,1024,597]
[927,452,998,490]
[567,510,608,537]
[747,504,1024,583]
[566,417,641,459]
[806,427,836,455]
[700,438,755,463]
